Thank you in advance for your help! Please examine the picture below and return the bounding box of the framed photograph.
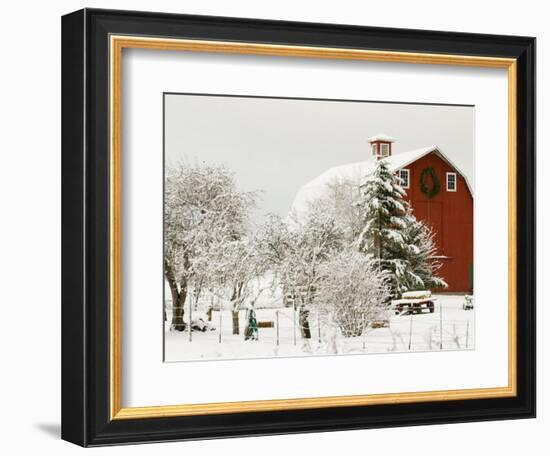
[61,8,535,447]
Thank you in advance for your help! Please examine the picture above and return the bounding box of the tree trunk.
[230,282,244,335]
[165,258,188,331]
[299,307,311,339]
[171,289,187,331]
[207,306,213,322]
[232,309,240,335]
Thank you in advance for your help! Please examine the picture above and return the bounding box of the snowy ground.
[164,294,474,362]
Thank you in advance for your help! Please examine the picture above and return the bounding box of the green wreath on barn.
[420,167,440,198]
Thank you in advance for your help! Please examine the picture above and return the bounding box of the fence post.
[318,313,321,345]
[219,306,222,344]
[439,299,443,350]
[276,311,280,346]
[293,304,297,346]
[408,313,413,350]
[362,315,366,350]
[189,293,193,342]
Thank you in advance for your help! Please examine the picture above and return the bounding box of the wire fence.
[164,299,474,353]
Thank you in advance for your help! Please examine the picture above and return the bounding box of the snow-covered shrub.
[316,250,389,337]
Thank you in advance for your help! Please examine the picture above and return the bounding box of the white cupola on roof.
[368,133,395,159]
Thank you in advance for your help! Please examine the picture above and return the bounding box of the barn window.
[398,169,410,188]
[446,172,457,191]
[380,143,390,157]
[371,143,378,156]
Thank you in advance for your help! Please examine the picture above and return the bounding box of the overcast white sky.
[165,94,474,223]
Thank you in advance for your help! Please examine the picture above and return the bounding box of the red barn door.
[415,201,443,251]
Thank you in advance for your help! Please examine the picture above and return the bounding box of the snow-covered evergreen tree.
[357,159,446,297]
[402,216,448,291]
[357,159,412,297]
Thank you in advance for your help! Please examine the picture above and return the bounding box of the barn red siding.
[400,153,473,293]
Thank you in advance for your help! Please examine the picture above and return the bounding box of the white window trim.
[399,169,410,189]
[371,143,378,157]
[380,143,390,157]
[446,172,457,192]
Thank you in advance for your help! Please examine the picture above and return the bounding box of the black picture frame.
[62,8,536,447]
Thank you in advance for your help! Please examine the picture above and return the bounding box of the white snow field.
[164,294,474,362]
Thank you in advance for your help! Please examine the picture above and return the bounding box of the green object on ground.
[245,309,259,341]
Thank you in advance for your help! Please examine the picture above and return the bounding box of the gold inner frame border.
[109,35,517,420]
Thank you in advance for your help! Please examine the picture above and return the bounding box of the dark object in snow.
[191,316,216,332]
[392,298,435,315]
[371,319,390,329]
[299,308,312,339]
[463,295,474,310]
[244,308,259,341]
[257,321,274,328]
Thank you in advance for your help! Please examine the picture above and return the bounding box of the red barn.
[368,134,473,293]
[291,134,474,293]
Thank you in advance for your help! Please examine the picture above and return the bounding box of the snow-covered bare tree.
[206,236,269,335]
[257,203,345,338]
[316,250,388,337]
[309,176,363,243]
[164,162,257,331]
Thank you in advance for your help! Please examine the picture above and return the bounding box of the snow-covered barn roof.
[290,145,472,217]
[367,133,395,143]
